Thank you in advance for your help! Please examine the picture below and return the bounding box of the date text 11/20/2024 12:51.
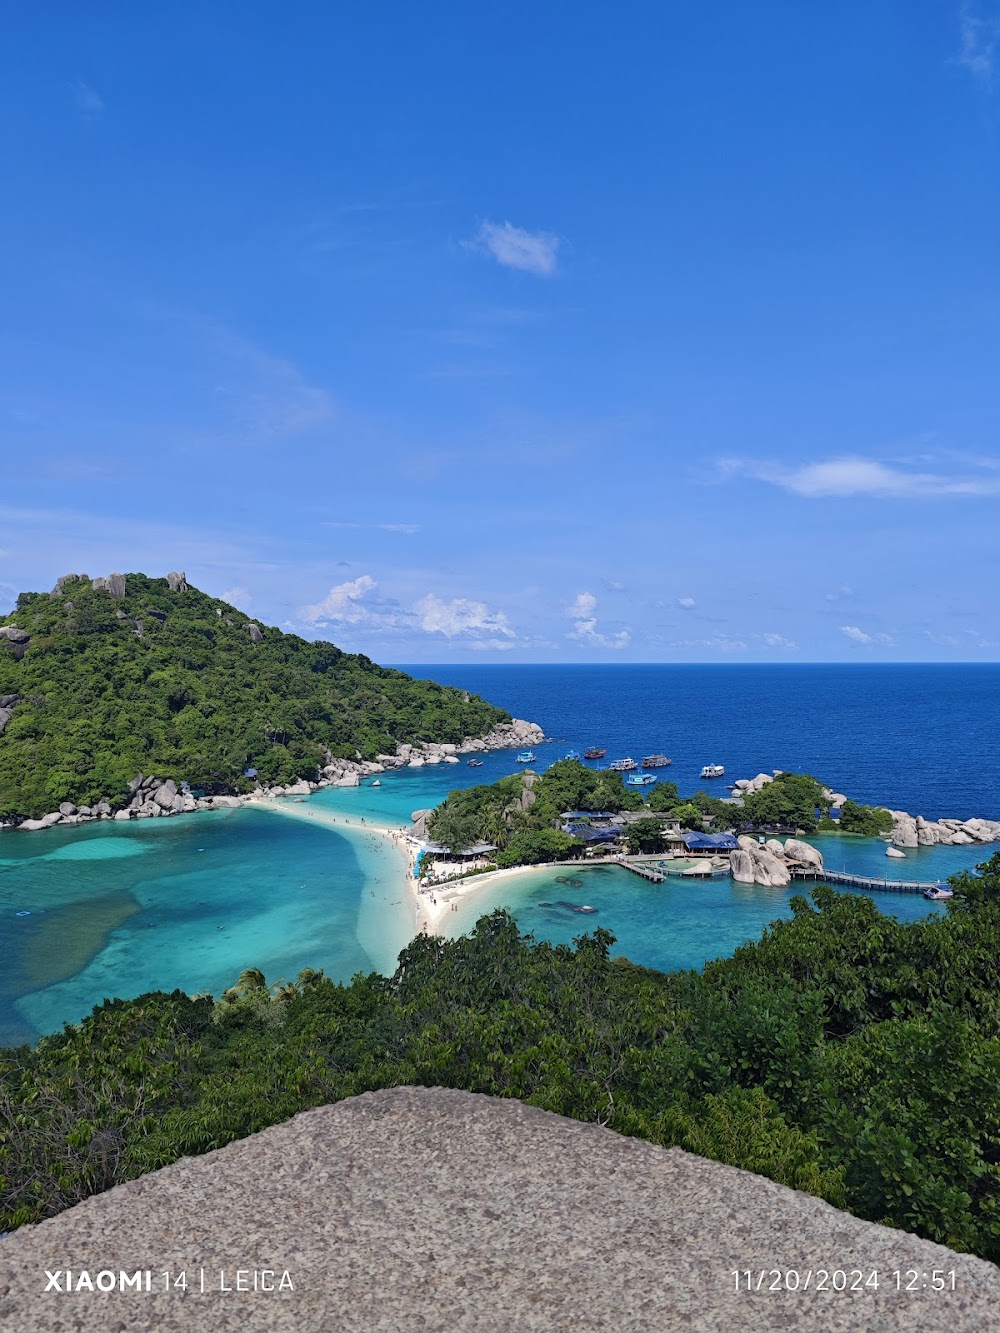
[732,1270,957,1293]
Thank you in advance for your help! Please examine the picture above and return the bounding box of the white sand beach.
[254,795,547,935]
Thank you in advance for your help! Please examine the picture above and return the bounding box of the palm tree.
[235,968,268,992]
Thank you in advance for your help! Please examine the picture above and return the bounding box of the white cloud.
[955,4,1000,83]
[566,590,630,648]
[413,593,515,640]
[721,455,1000,498]
[924,630,960,646]
[322,521,420,534]
[677,596,697,609]
[300,578,515,642]
[841,625,872,643]
[825,585,854,602]
[762,633,798,650]
[567,591,598,618]
[221,585,251,609]
[300,575,398,628]
[672,636,747,654]
[469,638,518,652]
[208,327,334,437]
[841,625,895,646]
[72,81,104,116]
[467,220,560,276]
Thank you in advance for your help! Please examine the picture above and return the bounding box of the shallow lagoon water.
[0,804,411,1046]
[2,663,998,1044]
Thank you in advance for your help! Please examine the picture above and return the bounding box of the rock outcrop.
[727,770,1000,850]
[5,1087,1000,1333]
[782,837,824,871]
[887,809,1000,848]
[0,692,18,734]
[731,771,779,797]
[89,572,127,597]
[166,570,189,592]
[468,718,545,752]
[410,808,433,839]
[729,835,823,887]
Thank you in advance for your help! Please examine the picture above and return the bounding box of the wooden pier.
[790,868,943,895]
[622,859,666,882]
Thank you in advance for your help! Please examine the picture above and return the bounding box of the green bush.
[6,855,1000,1262]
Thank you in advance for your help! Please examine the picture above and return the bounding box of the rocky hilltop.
[0,571,543,826]
[4,1087,998,1332]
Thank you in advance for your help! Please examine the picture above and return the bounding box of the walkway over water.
[790,867,945,895]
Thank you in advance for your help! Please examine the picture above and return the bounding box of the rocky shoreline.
[0,719,546,833]
[730,770,1000,849]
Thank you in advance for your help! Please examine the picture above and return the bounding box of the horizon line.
[384,659,1000,668]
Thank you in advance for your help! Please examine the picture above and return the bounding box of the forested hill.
[0,572,508,818]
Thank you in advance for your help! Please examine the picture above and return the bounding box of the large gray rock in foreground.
[2,1087,997,1333]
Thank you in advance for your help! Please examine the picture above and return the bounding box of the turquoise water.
[0,802,413,1046]
[445,858,945,975]
[4,662,999,1045]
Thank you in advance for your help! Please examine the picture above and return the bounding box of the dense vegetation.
[835,798,895,837]
[426,758,645,865]
[426,761,896,868]
[4,855,1000,1262]
[0,574,507,817]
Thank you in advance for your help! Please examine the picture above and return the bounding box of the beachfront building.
[422,840,498,878]
[682,832,739,856]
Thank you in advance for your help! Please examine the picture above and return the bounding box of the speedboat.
[515,750,537,764]
[565,749,581,761]
[625,772,658,786]
[371,779,381,787]
[700,764,725,779]
[467,758,483,767]
[610,757,638,771]
[923,885,954,901]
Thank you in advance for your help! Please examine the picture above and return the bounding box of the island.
[405,762,1000,906]
[0,571,541,826]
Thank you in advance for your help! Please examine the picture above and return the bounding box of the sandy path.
[253,795,555,934]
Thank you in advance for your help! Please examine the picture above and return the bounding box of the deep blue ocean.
[1,664,997,1046]
[399,663,1000,821]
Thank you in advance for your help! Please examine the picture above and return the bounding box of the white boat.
[700,764,725,779]
[625,772,658,786]
[371,779,381,787]
[610,757,638,771]
[515,750,537,763]
[924,885,953,901]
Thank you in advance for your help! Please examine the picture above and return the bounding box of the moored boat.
[467,758,483,767]
[515,750,537,764]
[700,763,725,779]
[584,747,606,759]
[625,772,658,787]
[565,749,581,761]
[923,885,954,901]
[610,757,638,771]
[641,753,671,768]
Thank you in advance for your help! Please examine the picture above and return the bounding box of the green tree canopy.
[0,574,509,817]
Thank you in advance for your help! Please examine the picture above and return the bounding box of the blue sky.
[1,2,998,661]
